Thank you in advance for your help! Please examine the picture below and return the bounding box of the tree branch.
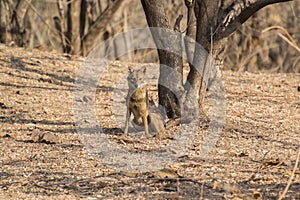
[214,0,293,41]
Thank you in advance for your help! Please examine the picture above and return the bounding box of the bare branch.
[262,25,300,52]
[214,0,293,41]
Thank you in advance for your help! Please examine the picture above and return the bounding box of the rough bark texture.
[184,0,222,116]
[141,0,184,119]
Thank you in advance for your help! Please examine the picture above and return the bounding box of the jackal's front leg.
[124,109,131,135]
[143,114,149,135]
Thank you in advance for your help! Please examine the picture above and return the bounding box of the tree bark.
[141,0,184,119]
[184,0,197,64]
[185,0,220,102]
[80,0,87,44]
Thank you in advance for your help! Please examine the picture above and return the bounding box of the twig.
[262,25,300,52]
[246,150,271,182]
[262,26,296,44]
[278,33,300,53]
[278,147,300,200]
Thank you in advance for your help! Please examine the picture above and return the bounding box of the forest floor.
[0,44,299,199]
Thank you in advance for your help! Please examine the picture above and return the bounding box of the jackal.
[124,66,164,136]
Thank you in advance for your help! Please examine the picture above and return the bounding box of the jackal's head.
[127,66,147,90]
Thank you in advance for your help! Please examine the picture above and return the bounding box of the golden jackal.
[124,66,164,136]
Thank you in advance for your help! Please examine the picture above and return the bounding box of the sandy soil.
[0,44,299,199]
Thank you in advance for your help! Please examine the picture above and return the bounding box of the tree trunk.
[186,0,220,92]
[185,0,293,95]
[181,0,222,120]
[141,0,184,119]
[184,0,197,64]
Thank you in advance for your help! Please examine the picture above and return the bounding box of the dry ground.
[0,44,299,199]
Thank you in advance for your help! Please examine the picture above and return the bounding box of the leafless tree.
[141,0,293,121]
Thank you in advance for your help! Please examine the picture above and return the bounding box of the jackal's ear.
[128,66,134,73]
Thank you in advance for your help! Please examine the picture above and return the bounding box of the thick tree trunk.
[141,0,184,119]
[182,0,223,119]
